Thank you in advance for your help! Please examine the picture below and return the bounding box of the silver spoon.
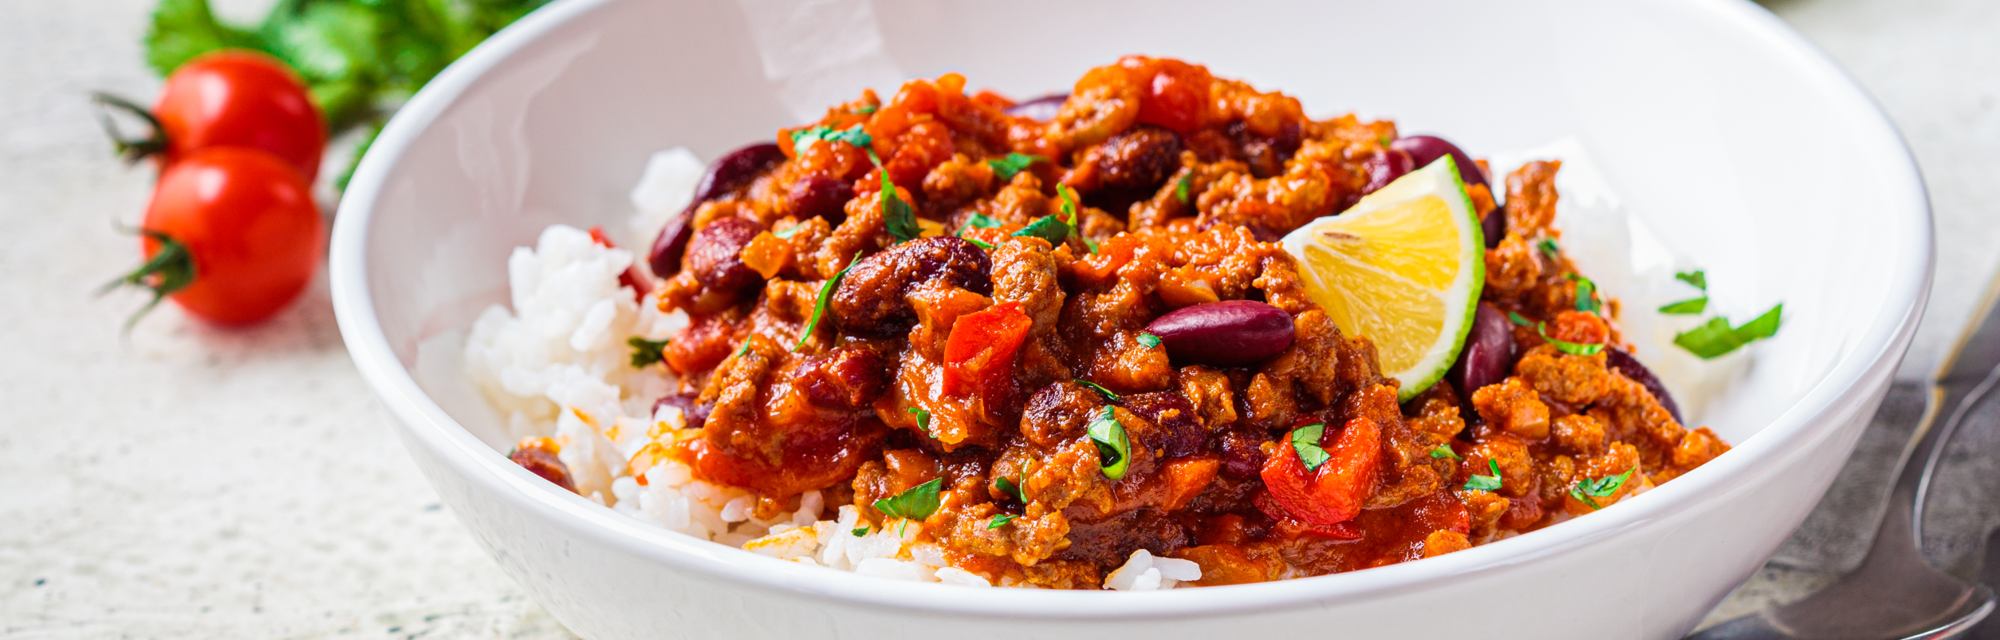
[1691,281,2000,640]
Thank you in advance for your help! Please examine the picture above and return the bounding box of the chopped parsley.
[958,214,1003,233]
[879,168,920,244]
[1569,468,1635,509]
[790,124,873,157]
[1658,297,1708,314]
[1289,423,1330,472]
[1660,269,1709,314]
[735,340,753,358]
[1676,270,1707,290]
[1075,379,1120,401]
[1537,237,1561,260]
[995,475,1025,503]
[1086,406,1132,480]
[1566,273,1600,313]
[1137,332,1163,348]
[986,514,1019,530]
[1011,214,1070,246]
[872,477,944,520]
[793,253,861,352]
[1175,175,1191,205]
[965,237,995,250]
[1674,304,1783,359]
[852,526,869,537]
[1429,444,1463,461]
[850,104,878,115]
[773,224,806,239]
[627,336,668,368]
[1537,321,1605,356]
[1507,311,1532,326]
[907,407,932,435]
[1057,184,1081,223]
[1462,459,1503,492]
[987,153,1044,181]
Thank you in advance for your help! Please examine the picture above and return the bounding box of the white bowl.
[329,0,1932,637]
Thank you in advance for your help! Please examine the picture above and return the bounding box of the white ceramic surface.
[329,0,1932,637]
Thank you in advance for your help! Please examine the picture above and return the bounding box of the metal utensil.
[1691,276,2000,640]
[1971,528,2000,640]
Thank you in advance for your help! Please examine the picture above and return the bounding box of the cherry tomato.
[132,147,323,325]
[153,50,327,181]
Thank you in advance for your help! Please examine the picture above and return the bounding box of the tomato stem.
[88,92,169,165]
[99,227,195,331]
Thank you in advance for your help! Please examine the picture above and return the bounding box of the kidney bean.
[1073,126,1183,193]
[1144,300,1294,366]
[788,174,853,225]
[507,440,576,492]
[1121,392,1205,458]
[1217,427,1271,480]
[686,218,764,293]
[1005,93,1069,122]
[1605,346,1684,424]
[649,143,786,277]
[648,213,695,278]
[795,347,889,408]
[1390,135,1487,190]
[694,143,786,205]
[833,237,993,337]
[1447,303,1516,397]
[653,392,712,430]
[1482,208,1506,249]
[1360,148,1415,195]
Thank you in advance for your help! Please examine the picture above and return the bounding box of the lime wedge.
[1279,158,1485,401]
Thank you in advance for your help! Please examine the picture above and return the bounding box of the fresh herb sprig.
[873,478,943,520]
[1086,406,1131,480]
[627,336,668,368]
[879,168,920,243]
[1569,468,1635,509]
[794,253,861,351]
[1462,459,1503,492]
[1289,423,1330,472]
[986,153,1044,182]
[1675,305,1783,359]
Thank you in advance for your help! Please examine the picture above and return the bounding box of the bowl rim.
[330,0,1934,618]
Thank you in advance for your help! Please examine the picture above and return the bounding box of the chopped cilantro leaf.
[1086,406,1131,480]
[627,336,668,368]
[1057,184,1081,224]
[793,253,861,352]
[965,237,995,250]
[872,477,943,520]
[1537,238,1560,260]
[1289,423,1330,471]
[791,123,873,157]
[852,526,868,537]
[995,475,1025,503]
[1011,214,1070,246]
[1676,270,1707,291]
[1507,311,1532,326]
[907,407,932,435]
[1566,273,1600,313]
[1075,379,1120,401]
[1463,459,1503,492]
[1658,297,1708,315]
[1569,468,1635,509]
[958,214,1003,233]
[1429,445,1462,461]
[1137,332,1163,348]
[880,169,920,244]
[1082,236,1100,255]
[1175,175,1191,205]
[986,514,1018,530]
[773,223,807,239]
[987,153,1044,181]
[1537,321,1605,356]
[1674,304,1783,359]
[851,104,877,114]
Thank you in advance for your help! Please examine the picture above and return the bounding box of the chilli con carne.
[520,56,1730,588]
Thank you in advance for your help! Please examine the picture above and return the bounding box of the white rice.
[462,147,1189,590]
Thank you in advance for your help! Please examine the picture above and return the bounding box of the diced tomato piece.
[1258,417,1381,525]
[1122,57,1211,133]
[942,302,1034,407]
[588,226,652,303]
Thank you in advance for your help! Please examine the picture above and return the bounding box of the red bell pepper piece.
[1259,417,1381,525]
[589,226,652,303]
[942,302,1033,405]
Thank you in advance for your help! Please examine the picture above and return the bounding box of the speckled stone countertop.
[3,0,1996,637]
